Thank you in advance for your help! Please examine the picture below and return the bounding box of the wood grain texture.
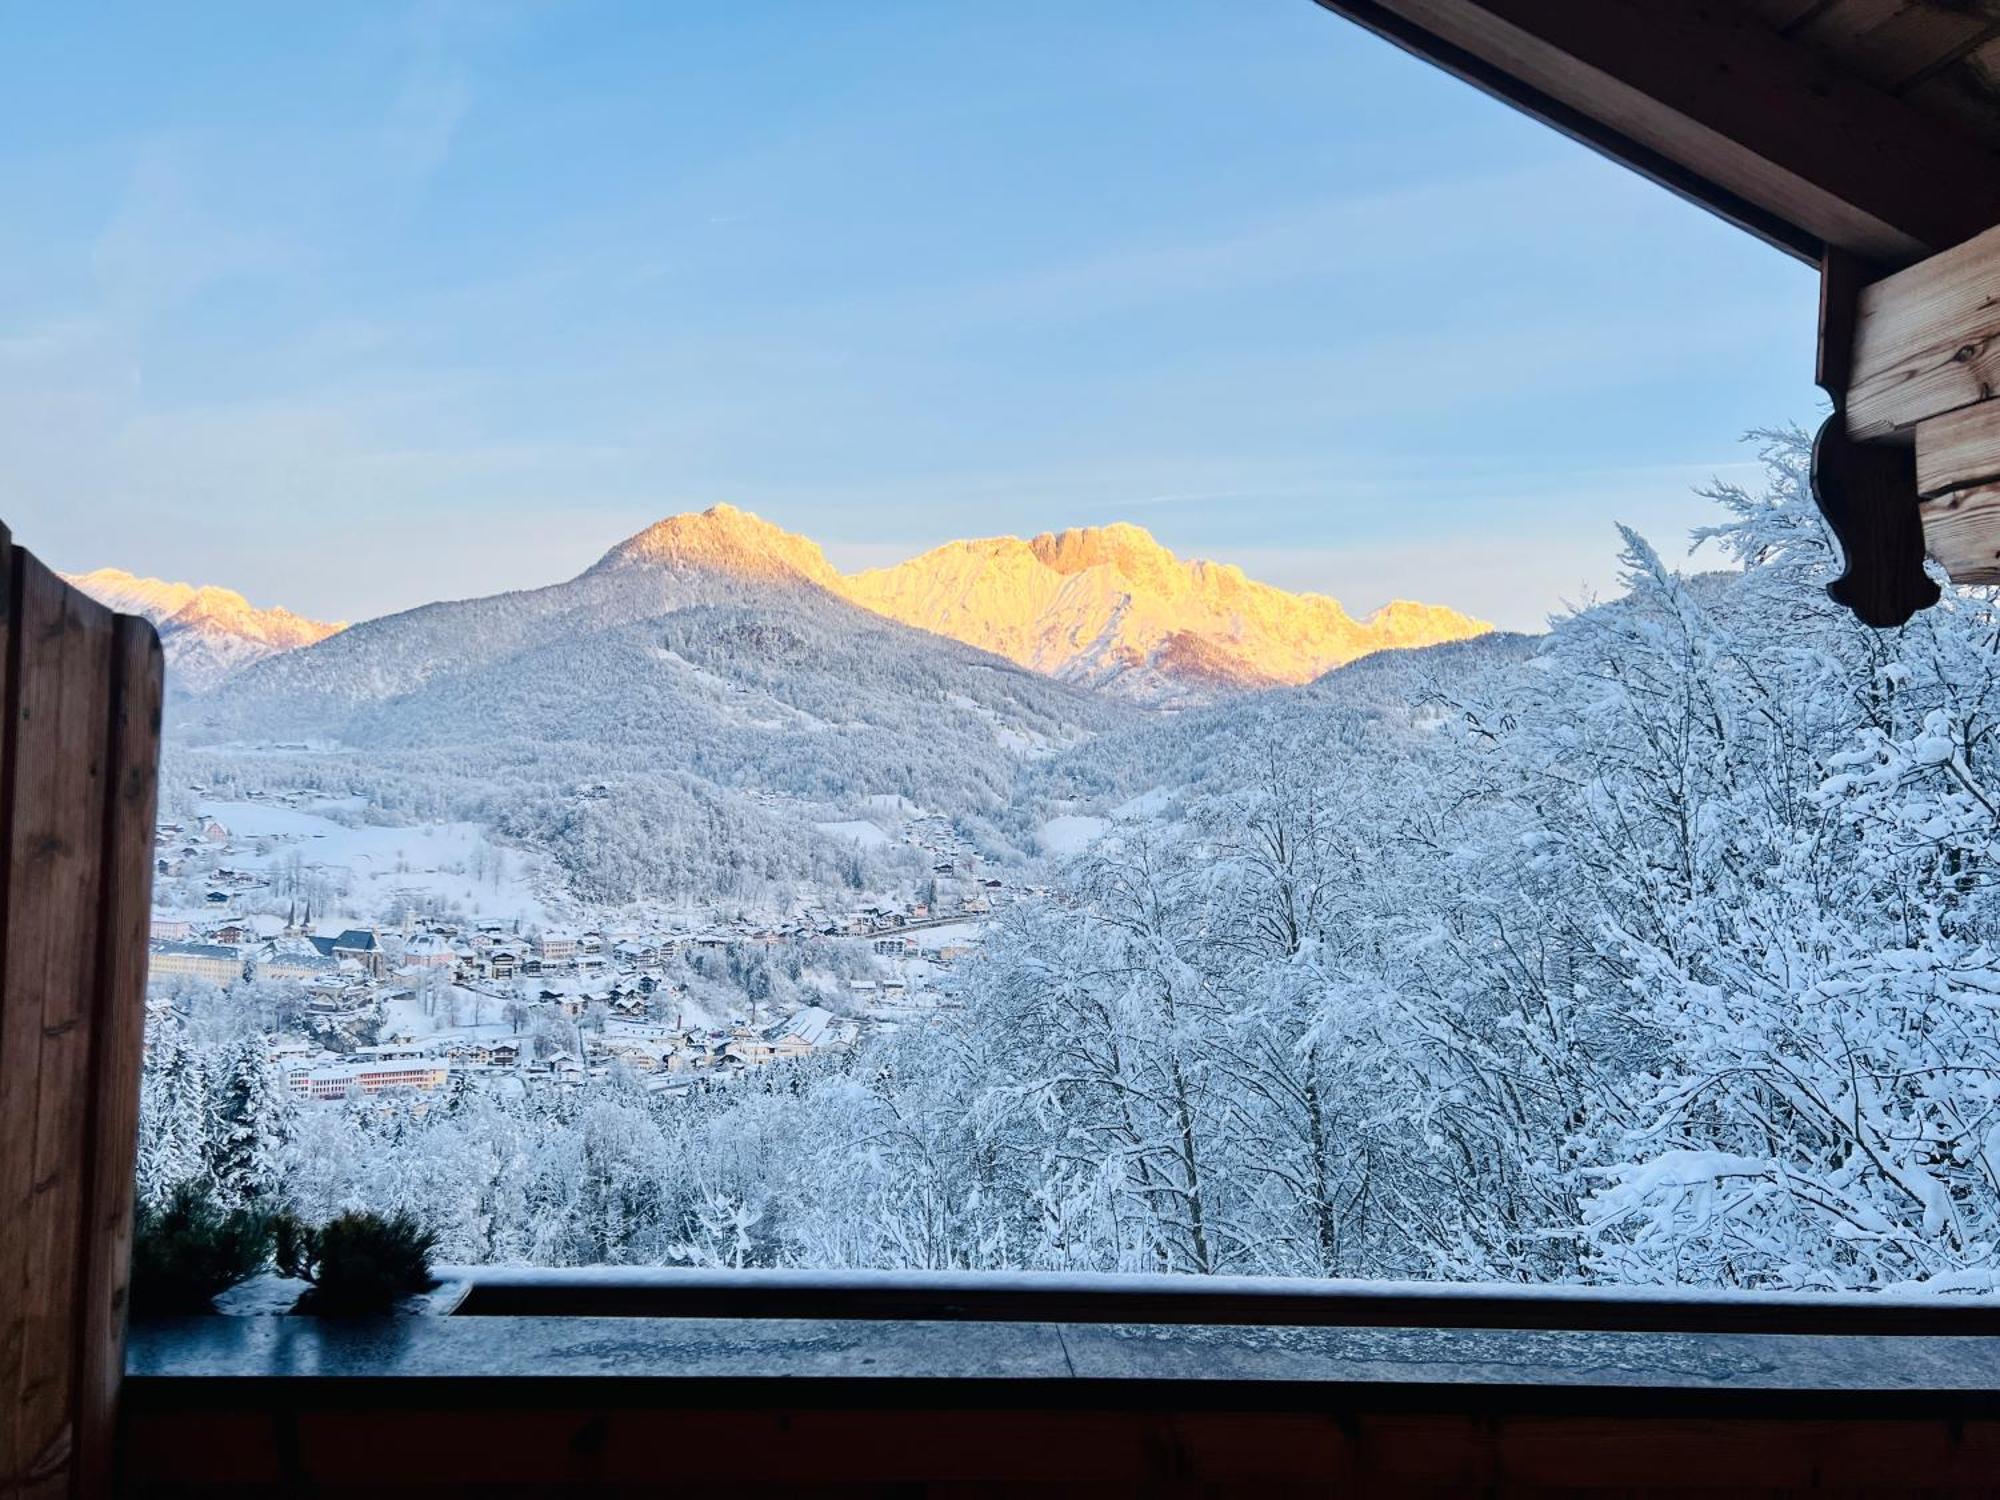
[1917,399,2000,496]
[16,561,113,1500]
[1849,221,2000,441]
[0,529,163,1500]
[73,619,160,1500]
[1920,479,2000,580]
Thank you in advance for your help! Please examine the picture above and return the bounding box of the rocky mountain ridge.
[62,567,346,692]
[68,506,1488,703]
[841,519,1488,703]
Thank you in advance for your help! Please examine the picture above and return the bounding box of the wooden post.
[0,526,164,1500]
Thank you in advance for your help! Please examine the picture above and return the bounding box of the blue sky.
[0,0,1819,631]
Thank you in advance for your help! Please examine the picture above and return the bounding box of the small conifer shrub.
[130,1184,271,1315]
[275,1209,439,1315]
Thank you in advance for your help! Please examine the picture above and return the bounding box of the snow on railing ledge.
[444,1265,2000,1335]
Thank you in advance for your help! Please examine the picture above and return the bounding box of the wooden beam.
[1848,222,2000,441]
[73,619,162,1500]
[1918,483,2000,583]
[0,527,163,1500]
[1310,0,2000,266]
[1916,401,2000,498]
[1914,401,2000,584]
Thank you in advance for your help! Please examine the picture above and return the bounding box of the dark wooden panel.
[1745,0,1835,32]
[0,529,163,1500]
[453,1268,2000,1335]
[117,1390,2000,1496]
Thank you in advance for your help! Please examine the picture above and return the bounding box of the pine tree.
[208,1036,293,1210]
[137,1025,211,1209]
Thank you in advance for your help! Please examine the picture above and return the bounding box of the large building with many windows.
[146,941,244,987]
[286,1059,452,1101]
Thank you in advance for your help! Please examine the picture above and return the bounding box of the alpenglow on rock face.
[74,507,1488,705]
[842,521,1490,704]
[591,502,846,590]
[63,568,346,692]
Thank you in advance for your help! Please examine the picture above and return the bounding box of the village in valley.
[144,786,1018,1108]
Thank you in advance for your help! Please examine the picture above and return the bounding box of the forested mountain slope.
[175,506,1129,903]
[1011,628,1539,831]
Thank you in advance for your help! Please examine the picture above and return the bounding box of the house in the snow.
[400,931,454,971]
[309,927,387,977]
[769,1004,837,1061]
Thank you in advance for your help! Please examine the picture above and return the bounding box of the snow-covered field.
[1111,787,1171,820]
[1038,814,1110,855]
[814,819,892,847]
[198,799,557,924]
[907,921,982,951]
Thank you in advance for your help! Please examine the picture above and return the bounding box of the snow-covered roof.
[774,1005,837,1047]
[152,940,239,959]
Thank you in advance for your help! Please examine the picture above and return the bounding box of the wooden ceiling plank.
[1749,0,1842,33]
[1315,0,2000,263]
[1792,0,1915,47]
[1901,31,2000,147]
[1848,221,2000,439]
[1793,0,1998,92]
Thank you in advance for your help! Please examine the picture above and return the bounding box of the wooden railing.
[0,527,163,1500]
[450,1266,2000,1337]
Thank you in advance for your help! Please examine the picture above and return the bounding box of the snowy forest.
[140,432,2000,1293]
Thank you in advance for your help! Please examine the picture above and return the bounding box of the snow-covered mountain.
[601,503,847,589]
[842,522,1489,705]
[62,568,345,692]
[76,510,1486,706]
[178,506,1129,903]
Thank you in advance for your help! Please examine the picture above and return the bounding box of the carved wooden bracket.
[1811,249,1937,628]
[1812,415,1937,628]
